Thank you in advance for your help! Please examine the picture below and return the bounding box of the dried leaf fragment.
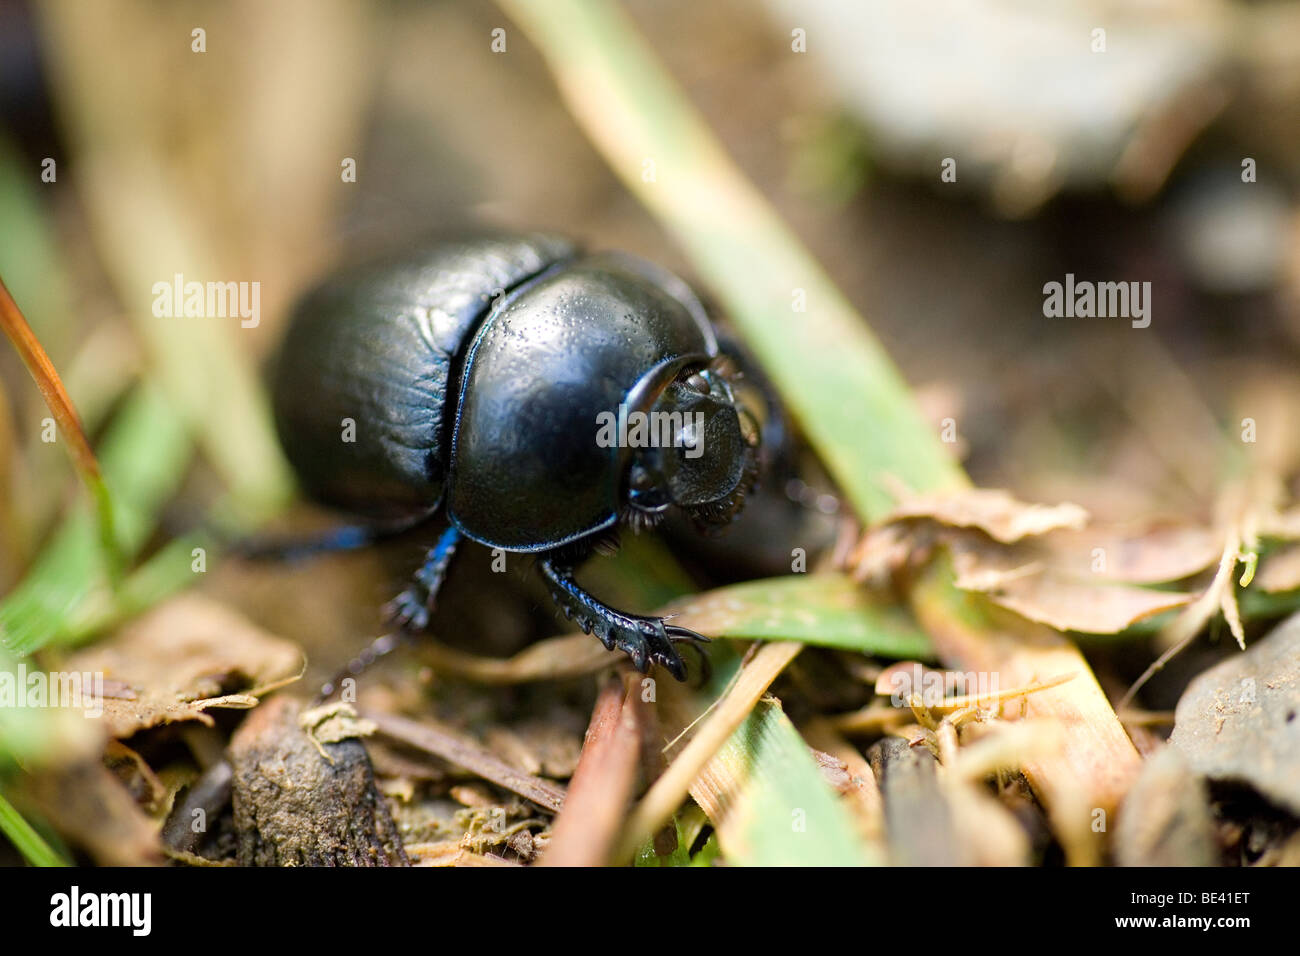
[299,701,377,763]
[1255,542,1300,593]
[974,571,1196,634]
[65,595,303,738]
[885,488,1088,544]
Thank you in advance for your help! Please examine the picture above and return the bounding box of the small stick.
[0,275,119,572]
[366,711,567,813]
[611,641,802,863]
[540,672,644,866]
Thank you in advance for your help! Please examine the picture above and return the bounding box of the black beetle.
[271,233,766,682]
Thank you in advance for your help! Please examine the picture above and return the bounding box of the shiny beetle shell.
[448,251,718,550]
[271,234,576,520]
[271,234,719,551]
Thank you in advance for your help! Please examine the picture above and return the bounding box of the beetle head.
[625,360,760,532]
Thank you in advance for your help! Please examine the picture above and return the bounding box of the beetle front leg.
[386,525,462,631]
[537,556,707,681]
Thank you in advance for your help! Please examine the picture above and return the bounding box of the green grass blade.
[0,381,191,655]
[498,0,968,521]
[698,698,877,865]
[669,573,932,658]
[0,790,69,867]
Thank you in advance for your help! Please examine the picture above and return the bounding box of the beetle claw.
[538,558,702,682]
[668,631,713,685]
[664,624,710,646]
[655,645,688,681]
[628,617,689,681]
[384,591,429,632]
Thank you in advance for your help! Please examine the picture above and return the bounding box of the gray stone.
[1170,613,1300,815]
[1116,746,1216,866]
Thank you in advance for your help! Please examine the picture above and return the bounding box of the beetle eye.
[684,372,710,394]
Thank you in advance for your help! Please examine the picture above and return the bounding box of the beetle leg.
[315,525,460,703]
[314,631,406,705]
[232,510,438,562]
[385,525,462,631]
[537,556,700,681]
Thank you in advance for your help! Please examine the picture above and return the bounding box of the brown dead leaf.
[1121,533,1249,708]
[420,632,619,684]
[64,594,303,738]
[1032,522,1221,584]
[850,494,1208,635]
[846,523,916,586]
[973,571,1197,634]
[485,720,584,780]
[858,513,1219,597]
[25,757,162,865]
[103,739,167,812]
[945,531,1200,633]
[365,711,568,812]
[885,488,1088,544]
[1256,542,1300,592]
[99,693,260,740]
[406,841,521,867]
[1261,506,1300,539]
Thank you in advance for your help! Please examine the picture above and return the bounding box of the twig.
[539,673,644,866]
[365,711,566,813]
[611,641,802,862]
[912,560,1141,866]
[1120,529,1243,709]
[0,276,119,575]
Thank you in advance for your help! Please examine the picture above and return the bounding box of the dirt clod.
[229,697,407,866]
